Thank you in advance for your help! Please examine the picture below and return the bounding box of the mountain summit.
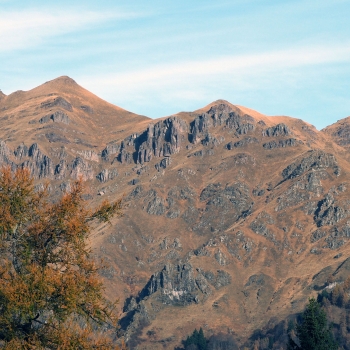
[0,76,150,153]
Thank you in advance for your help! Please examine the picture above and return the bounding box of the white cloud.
[81,43,350,99]
[0,9,138,52]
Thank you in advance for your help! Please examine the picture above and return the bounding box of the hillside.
[1,77,350,349]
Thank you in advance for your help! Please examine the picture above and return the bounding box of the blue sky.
[1,0,350,129]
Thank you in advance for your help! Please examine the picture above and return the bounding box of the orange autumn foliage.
[0,167,125,349]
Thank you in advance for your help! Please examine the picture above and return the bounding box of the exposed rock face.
[333,126,350,145]
[201,133,224,147]
[128,178,139,186]
[45,132,70,144]
[214,270,232,289]
[155,157,171,171]
[119,147,133,164]
[275,171,325,211]
[263,138,303,149]
[188,149,214,157]
[22,143,54,179]
[14,143,28,160]
[101,143,120,161]
[144,190,166,215]
[0,140,12,166]
[195,273,212,295]
[76,150,99,162]
[194,182,253,234]
[137,117,188,164]
[137,263,231,307]
[70,157,94,180]
[80,105,93,114]
[310,229,327,243]
[226,137,259,149]
[41,97,72,111]
[308,222,350,251]
[191,114,213,144]
[96,168,118,183]
[39,110,70,124]
[263,123,292,137]
[250,211,277,243]
[314,193,348,227]
[55,159,68,179]
[191,106,255,144]
[208,103,233,123]
[224,231,255,262]
[282,150,339,180]
[144,263,199,305]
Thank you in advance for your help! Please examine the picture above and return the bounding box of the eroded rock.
[39,110,70,124]
[282,150,339,180]
[263,123,292,137]
[263,138,303,149]
[41,97,72,111]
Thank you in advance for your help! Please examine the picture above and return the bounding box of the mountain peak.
[45,76,78,86]
[195,99,267,121]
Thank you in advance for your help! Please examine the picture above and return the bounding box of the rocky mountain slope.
[1,76,350,349]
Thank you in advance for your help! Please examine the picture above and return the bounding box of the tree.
[0,167,124,349]
[288,298,338,350]
[183,328,207,350]
[197,328,207,350]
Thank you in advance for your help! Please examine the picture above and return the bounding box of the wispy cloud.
[83,43,350,93]
[0,9,139,52]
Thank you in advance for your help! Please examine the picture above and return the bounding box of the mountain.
[322,116,350,150]
[1,77,350,349]
[0,75,150,156]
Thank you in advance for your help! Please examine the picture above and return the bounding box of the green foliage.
[183,327,207,350]
[288,298,338,350]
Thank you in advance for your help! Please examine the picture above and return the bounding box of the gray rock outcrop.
[263,138,303,149]
[101,143,120,161]
[144,263,199,305]
[314,193,347,227]
[14,143,28,160]
[96,168,118,183]
[39,110,70,124]
[55,159,68,179]
[155,157,172,171]
[190,106,255,144]
[137,117,188,164]
[194,182,253,234]
[263,123,292,137]
[0,140,12,166]
[22,143,54,179]
[144,190,166,216]
[76,150,99,162]
[40,97,72,111]
[70,156,94,180]
[226,137,259,149]
[282,150,339,180]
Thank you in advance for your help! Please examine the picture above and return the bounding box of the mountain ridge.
[1,76,350,349]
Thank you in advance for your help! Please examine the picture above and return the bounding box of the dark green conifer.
[197,328,207,350]
[288,298,338,350]
[184,327,207,350]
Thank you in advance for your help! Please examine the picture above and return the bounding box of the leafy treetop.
[0,167,124,349]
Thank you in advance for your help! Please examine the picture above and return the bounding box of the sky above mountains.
[1,0,349,129]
